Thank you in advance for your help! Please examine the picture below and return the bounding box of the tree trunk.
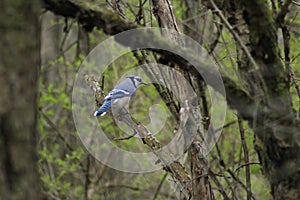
[151,0,212,199]
[203,0,300,199]
[0,1,45,199]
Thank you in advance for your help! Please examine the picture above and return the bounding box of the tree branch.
[43,0,255,119]
[43,0,136,32]
[86,75,192,197]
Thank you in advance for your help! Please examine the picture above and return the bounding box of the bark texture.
[0,0,45,199]
[203,0,300,199]
[151,0,211,199]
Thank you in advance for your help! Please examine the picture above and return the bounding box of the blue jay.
[94,75,146,117]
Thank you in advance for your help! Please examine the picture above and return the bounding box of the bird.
[94,75,147,117]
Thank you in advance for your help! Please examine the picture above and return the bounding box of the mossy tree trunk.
[203,0,300,199]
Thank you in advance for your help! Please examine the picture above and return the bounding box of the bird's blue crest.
[126,75,141,79]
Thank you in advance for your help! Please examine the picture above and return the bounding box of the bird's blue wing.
[94,80,134,117]
[103,89,130,101]
[94,100,112,116]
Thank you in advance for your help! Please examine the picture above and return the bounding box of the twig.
[277,0,292,23]
[133,50,180,119]
[84,155,91,200]
[40,110,75,152]
[292,1,300,6]
[270,0,277,14]
[218,23,238,75]
[234,162,261,173]
[214,121,236,133]
[113,131,138,141]
[208,17,222,54]
[136,0,148,25]
[211,136,239,199]
[291,52,300,62]
[152,172,168,200]
[102,183,140,191]
[286,61,300,119]
[226,168,257,200]
[208,169,230,200]
[40,110,87,171]
[75,20,81,59]
[208,0,259,72]
[278,3,300,118]
[59,14,77,52]
[125,2,137,19]
[237,115,252,200]
[209,0,267,99]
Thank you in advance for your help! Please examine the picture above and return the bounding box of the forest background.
[0,0,300,199]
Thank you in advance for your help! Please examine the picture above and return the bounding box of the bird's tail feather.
[94,100,112,116]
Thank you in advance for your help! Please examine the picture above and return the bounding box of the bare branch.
[113,132,138,141]
[152,173,168,200]
[234,162,261,174]
[43,0,136,32]
[237,114,252,200]
[292,1,300,6]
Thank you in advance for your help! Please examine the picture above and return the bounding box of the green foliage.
[40,83,72,110]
